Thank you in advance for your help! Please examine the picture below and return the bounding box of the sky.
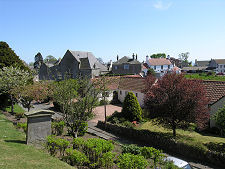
[0,0,225,64]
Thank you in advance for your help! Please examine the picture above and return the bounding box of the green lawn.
[185,74,225,81]
[5,104,25,113]
[138,120,225,151]
[0,112,73,169]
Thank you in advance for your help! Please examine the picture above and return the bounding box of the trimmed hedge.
[97,121,225,168]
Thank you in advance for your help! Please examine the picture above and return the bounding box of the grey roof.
[195,60,210,67]
[113,56,141,65]
[182,66,207,71]
[69,50,107,71]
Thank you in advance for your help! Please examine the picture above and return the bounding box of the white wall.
[117,89,144,107]
[216,64,225,73]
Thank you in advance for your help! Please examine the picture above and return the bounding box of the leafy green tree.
[0,66,32,113]
[44,55,57,64]
[0,41,30,71]
[213,105,225,136]
[178,52,192,67]
[147,68,155,76]
[150,53,166,58]
[53,78,99,138]
[122,92,142,121]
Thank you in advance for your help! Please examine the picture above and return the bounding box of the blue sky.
[1,0,225,64]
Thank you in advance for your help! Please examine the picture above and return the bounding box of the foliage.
[0,41,30,71]
[122,92,142,122]
[16,122,27,133]
[185,73,225,81]
[99,99,109,106]
[53,78,99,138]
[141,146,164,166]
[147,68,155,76]
[72,137,85,150]
[150,53,166,58]
[121,121,135,128]
[15,112,25,119]
[64,148,89,166]
[204,142,225,154]
[52,120,65,136]
[178,52,192,67]
[213,105,225,136]
[5,104,25,114]
[121,144,141,155]
[100,151,116,169]
[0,66,32,113]
[46,135,70,157]
[44,55,58,64]
[117,153,148,169]
[144,73,209,137]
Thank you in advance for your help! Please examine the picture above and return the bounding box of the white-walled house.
[117,77,145,107]
[208,59,225,73]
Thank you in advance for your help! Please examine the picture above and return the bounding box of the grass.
[138,120,225,151]
[5,104,25,113]
[0,112,73,169]
[185,73,225,81]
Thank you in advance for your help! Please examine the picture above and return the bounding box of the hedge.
[97,121,225,168]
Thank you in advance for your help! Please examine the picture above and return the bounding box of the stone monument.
[25,110,54,145]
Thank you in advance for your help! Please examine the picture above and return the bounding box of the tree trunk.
[172,123,176,137]
[10,95,14,114]
[74,131,78,138]
[104,96,107,125]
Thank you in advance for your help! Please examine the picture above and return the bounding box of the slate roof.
[202,80,225,105]
[214,59,225,64]
[69,50,107,71]
[113,56,141,65]
[148,58,172,66]
[118,77,145,92]
[195,60,210,67]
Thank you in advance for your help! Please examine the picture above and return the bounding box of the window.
[161,65,163,69]
[220,65,222,68]
[154,66,156,70]
[120,91,122,95]
[124,64,129,70]
[168,65,170,69]
[115,66,118,70]
[136,93,138,97]
[125,91,128,95]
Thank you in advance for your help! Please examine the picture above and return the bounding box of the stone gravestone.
[25,110,54,145]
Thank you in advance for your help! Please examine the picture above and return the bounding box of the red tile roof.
[118,77,146,92]
[148,58,172,66]
[202,80,225,104]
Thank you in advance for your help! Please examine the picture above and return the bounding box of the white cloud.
[153,0,172,10]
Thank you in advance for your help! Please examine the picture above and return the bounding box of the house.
[143,55,174,76]
[112,54,142,75]
[36,50,107,80]
[117,76,146,107]
[208,59,225,73]
[203,80,225,127]
[194,59,210,67]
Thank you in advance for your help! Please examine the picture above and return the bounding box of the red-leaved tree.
[144,73,209,137]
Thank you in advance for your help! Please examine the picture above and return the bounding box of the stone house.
[112,54,142,75]
[36,50,107,80]
[208,59,225,73]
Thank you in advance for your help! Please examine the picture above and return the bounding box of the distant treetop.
[150,53,166,58]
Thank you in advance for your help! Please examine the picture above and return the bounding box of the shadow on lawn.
[4,139,26,144]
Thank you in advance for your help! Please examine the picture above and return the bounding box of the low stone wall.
[97,121,225,167]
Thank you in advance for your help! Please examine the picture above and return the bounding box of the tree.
[150,53,166,58]
[213,105,225,136]
[0,41,30,71]
[147,68,155,76]
[122,92,142,122]
[178,52,192,67]
[144,73,209,137]
[92,76,120,124]
[53,78,99,138]
[44,55,58,64]
[0,66,32,113]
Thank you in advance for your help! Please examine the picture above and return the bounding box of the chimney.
[195,59,197,66]
[136,54,137,60]
[167,55,170,59]
[132,53,135,60]
[146,55,149,62]
[117,55,119,61]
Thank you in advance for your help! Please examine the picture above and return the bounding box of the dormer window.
[161,65,163,69]
[124,64,129,70]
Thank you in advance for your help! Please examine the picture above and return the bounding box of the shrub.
[16,122,27,133]
[141,146,164,166]
[213,105,225,136]
[72,137,85,150]
[15,112,25,119]
[100,152,116,169]
[64,148,89,166]
[205,142,225,154]
[121,144,141,155]
[78,121,88,136]
[122,92,142,122]
[46,135,70,157]
[52,120,65,136]
[99,99,109,106]
[121,121,135,128]
[117,153,148,169]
